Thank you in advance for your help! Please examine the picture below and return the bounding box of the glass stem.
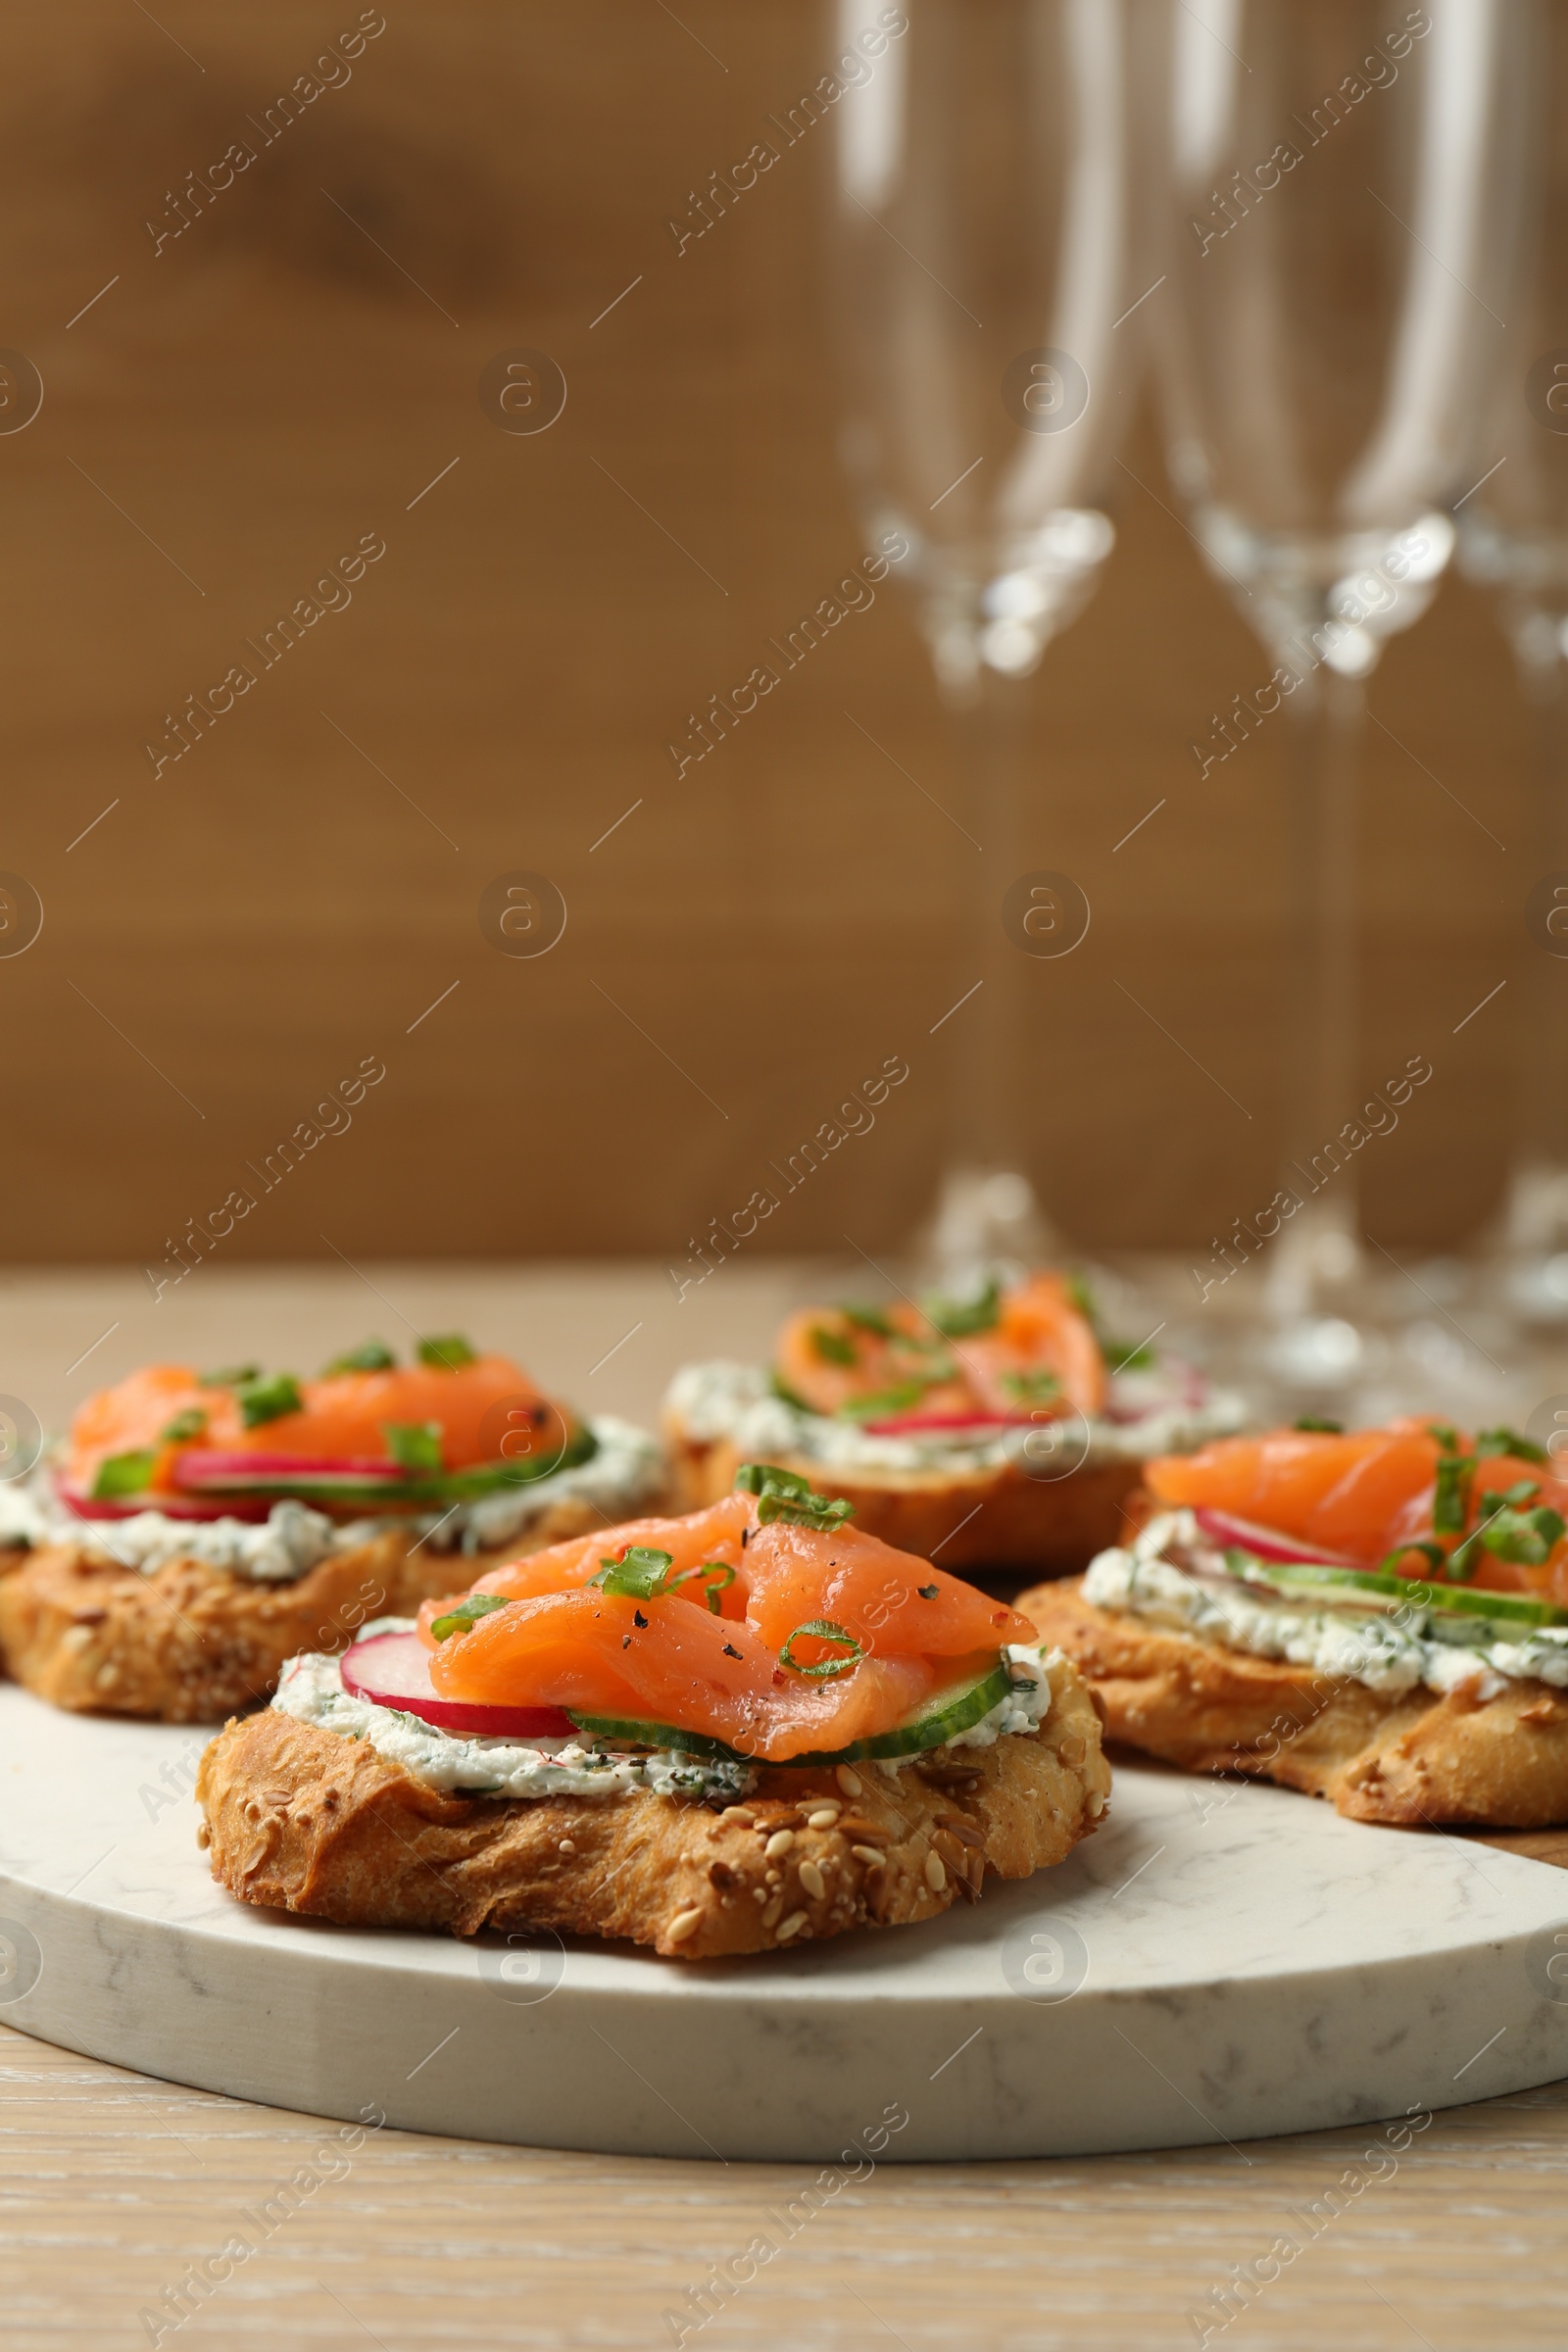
[1266,662,1365,1318]
[946,667,1029,1176]
[1505,626,1568,1245]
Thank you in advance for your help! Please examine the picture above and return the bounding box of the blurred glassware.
[1161,0,1521,1398]
[1452,2,1568,1329]
[833,0,1171,1283]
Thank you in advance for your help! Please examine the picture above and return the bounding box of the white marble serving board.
[3,1682,1568,2161]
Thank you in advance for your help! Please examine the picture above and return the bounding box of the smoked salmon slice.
[1147,1419,1568,1595]
[423,1468,1035,1761]
[772,1271,1106,1425]
[64,1342,585,1516]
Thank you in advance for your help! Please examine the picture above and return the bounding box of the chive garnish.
[90,1448,158,1500]
[921,1278,1001,1339]
[670,1560,737,1614]
[840,1304,895,1338]
[590,1545,679,1599]
[418,1334,477,1370]
[1476,1427,1549,1465]
[197,1364,259,1390]
[1294,1415,1343,1434]
[734,1463,856,1531]
[324,1340,397,1375]
[429,1592,512,1642]
[236,1373,303,1429]
[808,1324,859,1367]
[1001,1367,1061,1405]
[779,1618,863,1680]
[383,1420,444,1472]
[160,1408,207,1445]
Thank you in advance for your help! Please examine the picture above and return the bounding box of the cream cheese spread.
[22,1415,663,1586]
[666,1360,1244,1478]
[272,1631,1058,1797]
[1083,1510,1568,1702]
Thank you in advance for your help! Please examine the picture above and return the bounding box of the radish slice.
[1193,1505,1361,1569]
[56,1484,273,1524]
[339,1629,576,1740]
[174,1450,408,1488]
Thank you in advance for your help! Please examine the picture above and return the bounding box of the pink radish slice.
[57,1484,273,1523]
[1193,1505,1361,1568]
[173,1449,409,1488]
[339,1629,576,1740]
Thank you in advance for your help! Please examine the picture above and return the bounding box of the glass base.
[917,1164,1062,1291]
[1258,1197,1374,1404]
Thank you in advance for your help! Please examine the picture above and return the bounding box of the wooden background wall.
[0,2,1535,1271]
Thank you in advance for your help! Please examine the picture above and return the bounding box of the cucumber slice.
[568,1659,1019,1769]
[1252,1561,1568,1631]
[566,1712,746,1761]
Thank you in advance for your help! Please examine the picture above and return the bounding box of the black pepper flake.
[723,1642,742,1659]
[917,1583,939,1599]
[622,1634,632,1648]
[633,1608,649,1628]
[741,1528,751,1547]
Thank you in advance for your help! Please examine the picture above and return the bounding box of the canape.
[1019,1417,1568,1828]
[0,1336,662,1721]
[197,1464,1110,1958]
[664,1273,1243,1576]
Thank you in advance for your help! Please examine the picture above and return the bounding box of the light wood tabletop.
[4,1262,1568,2350]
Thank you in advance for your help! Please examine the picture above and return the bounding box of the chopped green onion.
[671,1560,737,1614]
[159,1408,207,1445]
[1064,1274,1098,1321]
[590,1545,678,1599]
[323,1340,397,1375]
[840,1304,895,1338]
[1427,1423,1461,1454]
[921,1278,1001,1340]
[1294,1415,1343,1434]
[779,1618,863,1680]
[383,1420,444,1473]
[1105,1340,1155,1373]
[197,1364,259,1390]
[236,1374,303,1429]
[1431,1448,1474,1535]
[1377,1542,1447,1578]
[429,1592,513,1642]
[1001,1367,1061,1405]
[768,1371,814,1413]
[1476,1427,1549,1465]
[418,1335,477,1370]
[1479,1503,1565,1568]
[91,1448,157,1500]
[835,1379,938,1422]
[734,1462,857,1530]
[808,1324,858,1368]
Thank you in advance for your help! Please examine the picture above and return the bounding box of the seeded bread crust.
[664,1410,1141,1577]
[0,1495,621,1723]
[1019,1576,1568,1830]
[195,1655,1110,1958]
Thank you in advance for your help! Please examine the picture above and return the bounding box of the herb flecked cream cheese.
[1084,1510,1568,1701]
[272,1632,1058,1796]
[28,1416,662,1585]
[666,1361,1244,1477]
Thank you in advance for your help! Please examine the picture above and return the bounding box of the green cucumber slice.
[566,1659,1018,1768]
[1251,1562,1568,1631]
[566,1712,746,1761]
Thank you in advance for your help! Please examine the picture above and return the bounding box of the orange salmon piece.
[773,1305,970,1420]
[1147,1425,1445,1564]
[428,1587,938,1760]
[740,1519,1031,1657]
[414,1494,756,1644]
[66,1352,560,1494]
[956,1272,1106,1419]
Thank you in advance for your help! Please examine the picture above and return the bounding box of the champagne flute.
[1452,2,1568,1325]
[1160,0,1519,1394]
[833,0,1171,1282]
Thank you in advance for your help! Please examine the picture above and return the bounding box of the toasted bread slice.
[1020,1576,1568,1830]
[196,1656,1110,1958]
[0,1494,619,1723]
[666,1416,1144,1578]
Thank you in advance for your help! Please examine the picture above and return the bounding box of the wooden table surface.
[4,1262,1568,2350]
